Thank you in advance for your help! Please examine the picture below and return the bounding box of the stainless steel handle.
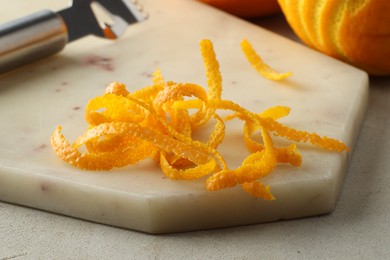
[0,10,68,74]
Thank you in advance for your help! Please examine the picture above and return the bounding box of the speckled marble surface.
[1,1,390,259]
[0,0,369,233]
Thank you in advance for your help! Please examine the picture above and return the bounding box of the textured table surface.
[1,5,390,260]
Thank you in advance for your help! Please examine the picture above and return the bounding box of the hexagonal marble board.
[0,0,368,233]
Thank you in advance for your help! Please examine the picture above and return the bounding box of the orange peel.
[51,38,349,200]
[241,39,293,81]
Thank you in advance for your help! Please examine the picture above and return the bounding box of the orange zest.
[241,39,293,80]
[51,39,349,200]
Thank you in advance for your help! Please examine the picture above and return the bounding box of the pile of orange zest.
[241,38,293,81]
[51,38,349,200]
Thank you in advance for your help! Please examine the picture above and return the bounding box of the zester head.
[58,0,148,42]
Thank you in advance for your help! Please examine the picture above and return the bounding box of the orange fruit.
[199,0,282,18]
[277,0,390,76]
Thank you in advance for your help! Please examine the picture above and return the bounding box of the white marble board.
[0,0,368,233]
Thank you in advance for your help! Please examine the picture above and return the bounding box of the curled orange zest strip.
[241,38,292,81]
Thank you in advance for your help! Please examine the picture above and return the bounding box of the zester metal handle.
[0,10,68,74]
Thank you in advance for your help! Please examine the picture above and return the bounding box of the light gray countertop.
[1,12,389,260]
